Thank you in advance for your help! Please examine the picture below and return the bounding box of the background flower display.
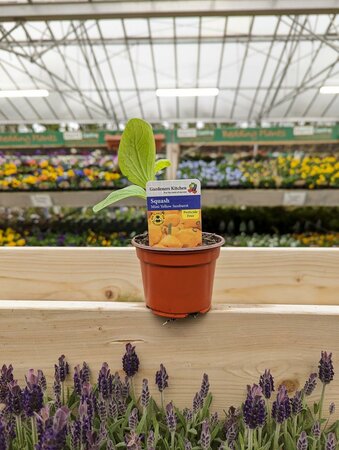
[177,154,339,189]
[0,152,127,191]
[1,206,339,247]
[1,150,338,191]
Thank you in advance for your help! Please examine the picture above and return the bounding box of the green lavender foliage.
[0,347,338,450]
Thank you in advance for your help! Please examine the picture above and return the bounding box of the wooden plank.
[0,301,338,413]
[1,189,338,207]
[1,247,339,305]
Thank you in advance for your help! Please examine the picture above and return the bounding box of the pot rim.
[131,232,225,253]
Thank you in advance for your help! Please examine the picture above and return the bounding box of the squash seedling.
[93,118,224,318]
[93,118,171,212]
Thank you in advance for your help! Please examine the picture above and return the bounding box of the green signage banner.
[175,126,339,143]
[0,125,338,149]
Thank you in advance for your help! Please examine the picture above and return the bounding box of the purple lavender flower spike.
[243,384,266,429]
[200,374,210,399]
[52,406,69,434]
[199,419,211,450]
[73,365,82,396]
[122,377,130,399]
[37,370,47,392]
[155,364,169,392]
[226,423,238,446]
[36,407,69,450]
[0,364,14,403]
[184,438,192,450]
[129,408,139,431]
[193,392,203,414]
[183,408,193,422]
[122,343,140,378]
[326,432,337,450]
[165,402,177,433]
[70,420,81,449]
[210,411,218,428]
[297,431,308,450]
[329,402,335,415]
[80,362,90,384]
[319,352,334,384]
[107,440,116,450]
[98,362,113,400]
[125,430,142,450]
[55,355,69,383]
[292,390,303,415]
[7,381,23,416]
[147,430,155,450]
[141,379,150,409]
[0,420,7,450]
[98,400,107,423]
[23,370,43,417]
[272,385,291,424]
[311,421,321,440]
[303,373,317,396]
[118,398,127,416]
[113,372,123,399]
[108,401,118,419]
[86,430,101,450]
[259,369,275,399]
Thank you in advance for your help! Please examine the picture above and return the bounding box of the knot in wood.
[280,379,299,393]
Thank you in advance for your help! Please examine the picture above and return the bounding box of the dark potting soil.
[134,232,223,248]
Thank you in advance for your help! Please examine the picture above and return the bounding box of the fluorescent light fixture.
[320,86,339,94]
[0,89,49,98]
[156,88,219,97]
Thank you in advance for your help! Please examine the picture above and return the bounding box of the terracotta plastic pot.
[132,233,225,318]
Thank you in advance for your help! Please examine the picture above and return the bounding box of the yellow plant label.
[146,179,202,249]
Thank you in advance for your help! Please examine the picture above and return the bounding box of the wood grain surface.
[1,247,339,304]
[0,301,337,413]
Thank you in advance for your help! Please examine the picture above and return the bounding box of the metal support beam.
[0,1,338,22]
[2,34,339,48]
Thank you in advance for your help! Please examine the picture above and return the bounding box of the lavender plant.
[0,346,337,450]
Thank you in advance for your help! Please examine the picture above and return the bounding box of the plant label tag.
[146,179,202,248]
[283,191,307,206]
[30,194,53,207]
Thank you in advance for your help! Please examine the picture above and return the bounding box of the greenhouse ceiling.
[0,1,338,125]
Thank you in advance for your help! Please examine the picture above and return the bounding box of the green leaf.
[93,185,146,212]
[154,159,171,174]
[118,118,156,188]
[284,431,296,450]
[136,411,147,434]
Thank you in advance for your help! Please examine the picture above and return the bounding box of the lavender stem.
[130,377,136,404]
[258,427,262,447]
[160,390,164,410]
[15,415,23,447]
[318,383,326,421]
[31,416,38,446]
[293,415,298,437]
[170,431,175,450]
[247,429,253,450]
[273,423,281,449]
[266,399,271,432]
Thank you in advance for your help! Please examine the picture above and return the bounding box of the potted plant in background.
[93,118,224,318]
